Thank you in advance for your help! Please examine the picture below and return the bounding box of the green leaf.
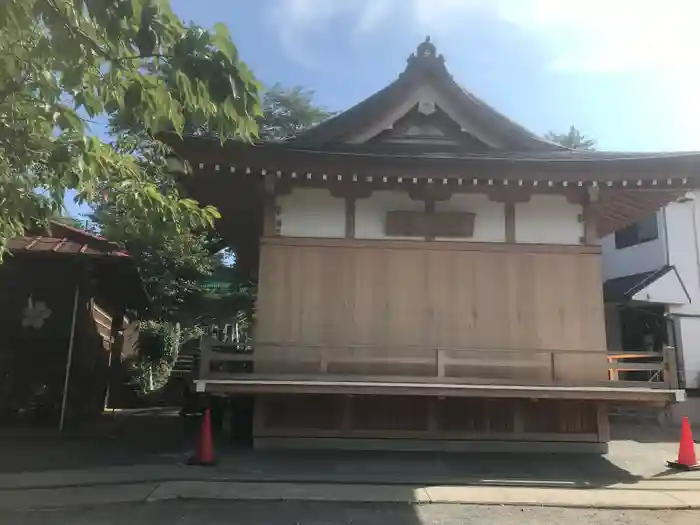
[56,110,85,132]
[212,23,237,63]
[131,0,144,20]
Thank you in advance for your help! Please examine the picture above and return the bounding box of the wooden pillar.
[596,402,611,443]
[488,188,529,243]
[512,400,525,434]
[578,188,599,245]
[341,395,353,432]
[331,183,371,237]
[663,345,680,389]
[505,202,516,243]
[408,185,453,241]
[425,198,436,241]
[263,176,278,237]
[427,398,440,434]
[582,202,599,245]
[198,335,212,381]
[345,197,356,238]
[254,395,267,440]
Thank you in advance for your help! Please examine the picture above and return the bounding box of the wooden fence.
[198,339,681,390]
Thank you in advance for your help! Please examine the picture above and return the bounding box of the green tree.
[260,84,334,141]
[88,126,221,322]
[0,0,261,260]
[186,83,334,141]
[92,83,330,325]
[545,125,596,150]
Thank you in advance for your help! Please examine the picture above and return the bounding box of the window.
[614,214,659,249]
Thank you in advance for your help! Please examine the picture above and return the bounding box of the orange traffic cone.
[667,417,699,470]
[187,408,216,466]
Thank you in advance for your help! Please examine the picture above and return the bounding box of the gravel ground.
[2,501,700,525]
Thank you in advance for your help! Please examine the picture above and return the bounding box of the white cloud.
[501,0,700,75]
[272,0,700,76]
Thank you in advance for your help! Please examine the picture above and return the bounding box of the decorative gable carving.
[370,104,493,152]
[417,100,436,115]
[403,124,444,137]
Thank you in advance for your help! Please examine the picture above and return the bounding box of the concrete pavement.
[2,478,700,511]
[1,415,698,512]
[5,500,700,525]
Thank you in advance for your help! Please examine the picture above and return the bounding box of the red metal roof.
[7,220,130,258]
[47,221,128,251]
[7,236,129,258]
[5,223,148,310]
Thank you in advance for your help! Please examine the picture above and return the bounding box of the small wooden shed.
[0,221,147,426]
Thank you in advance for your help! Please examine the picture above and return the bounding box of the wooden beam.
[487,188,532,203]
[200,379,681,403]
[260,236,602,254]
[173,139,700,183]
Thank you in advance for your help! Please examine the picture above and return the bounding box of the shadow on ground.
[611,423,681,444]
[0,410,689,489]
[212,448,641,488]
[0,408,198,473]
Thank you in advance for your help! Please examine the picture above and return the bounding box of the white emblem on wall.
[417,100,436,115]
[22,295,52,329]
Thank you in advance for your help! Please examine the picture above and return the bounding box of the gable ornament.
[22,295,52,329]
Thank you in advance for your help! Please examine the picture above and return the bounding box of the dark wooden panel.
[522,399,598,434]
[351,396,431,431]
[255,395,603,439]
[262,394,343,430]
[385,210,426,237]
[432,212,475,238]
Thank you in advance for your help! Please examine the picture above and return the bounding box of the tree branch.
[114,53,173,63]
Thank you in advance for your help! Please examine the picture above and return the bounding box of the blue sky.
[66,0,700,217]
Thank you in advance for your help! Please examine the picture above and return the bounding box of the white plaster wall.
[667,196,700,314]
[664,193,700,388]
[601,210,667,280]
[355,190,425,240]
[435,193,505,242]
[677,317,700,389]
[278,188,345,238]
[515,195,582,244]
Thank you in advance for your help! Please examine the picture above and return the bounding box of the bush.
[128,321,181,395]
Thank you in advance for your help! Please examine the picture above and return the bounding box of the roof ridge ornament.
[405,36,447,75]
[418,36,436,58]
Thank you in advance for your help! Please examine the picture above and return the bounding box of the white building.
[602,192,700,390]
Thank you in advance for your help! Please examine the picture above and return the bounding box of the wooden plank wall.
[255,238,608,385]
